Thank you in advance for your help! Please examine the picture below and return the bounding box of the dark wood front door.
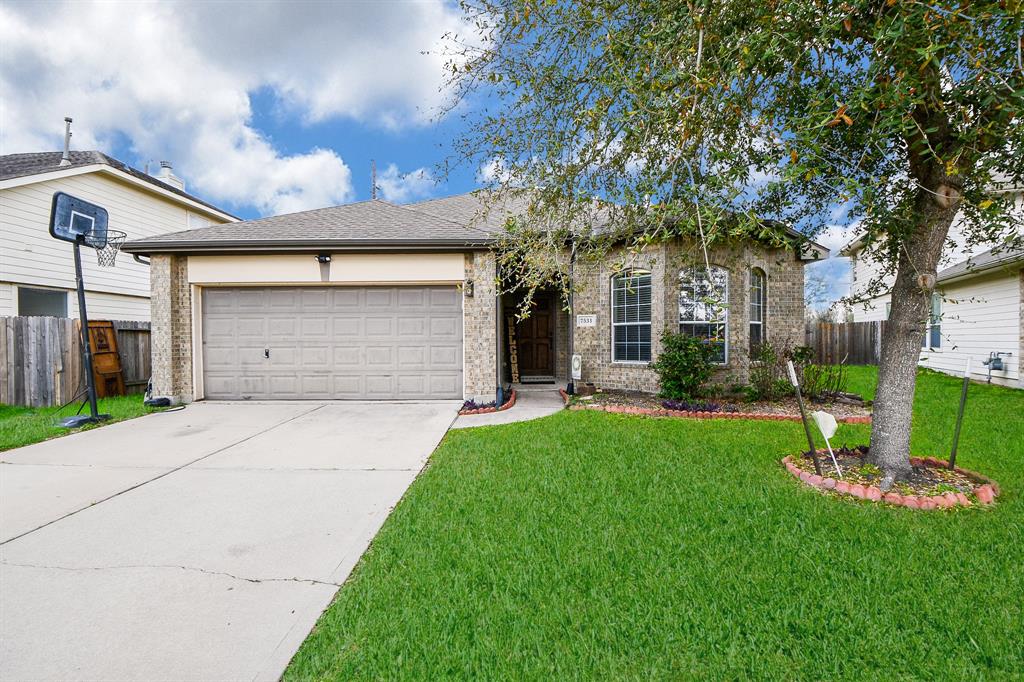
[516,293,554,377]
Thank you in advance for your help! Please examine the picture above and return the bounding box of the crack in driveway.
[0,560,343,588]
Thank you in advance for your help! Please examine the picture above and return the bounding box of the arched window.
[611,270,652,362]
[679,266,728,364]
[749,268,767,353]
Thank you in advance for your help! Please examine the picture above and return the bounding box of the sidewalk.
[450,385,564,429]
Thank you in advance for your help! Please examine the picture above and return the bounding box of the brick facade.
[149,254,193,402]
[558,237,806,392]
[147,241,805,403]
[463,251,498,401]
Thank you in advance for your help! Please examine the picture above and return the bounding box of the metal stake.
[788,361,822,476]
[949,357,971,470]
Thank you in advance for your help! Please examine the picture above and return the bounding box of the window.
[17,287,67,317]
[611,271,652,362]
[679,265,729,364]
[749,268,766,353]
[922,293,941,349]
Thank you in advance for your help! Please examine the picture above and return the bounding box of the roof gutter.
[122,238,495,256]
[938,255,1024,285]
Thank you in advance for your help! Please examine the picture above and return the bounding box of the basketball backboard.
[49,191,109,248]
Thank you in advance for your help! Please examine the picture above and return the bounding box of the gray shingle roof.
[0,151,236,219]
[122,187,828,257]
[123,199,495,253]
[938,244,1024,282]
[410,190,533,233]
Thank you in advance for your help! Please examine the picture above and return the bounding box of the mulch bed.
[565,389,872,424]
[783,445,999,509]
[459,390,517,416]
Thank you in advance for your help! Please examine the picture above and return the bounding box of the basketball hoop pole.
[63,238,107,427]
[47,191,114,426]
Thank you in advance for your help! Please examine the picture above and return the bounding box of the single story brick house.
[122,192,827,403]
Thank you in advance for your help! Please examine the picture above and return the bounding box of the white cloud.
[477,157,512,184]
[0,0,463,215]
[805,257,853,311]
[376,164,436,203]
[814,222,862,255]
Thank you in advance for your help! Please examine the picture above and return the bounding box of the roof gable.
[0,151,237,219]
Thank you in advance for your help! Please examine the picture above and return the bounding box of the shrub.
[800,362,850,400]
[786,344,850,400]
[652,331,716,400]
[746,342,794,402]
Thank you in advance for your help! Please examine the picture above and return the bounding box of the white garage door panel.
[202,286,463,400]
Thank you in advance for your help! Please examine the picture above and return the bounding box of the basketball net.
[88,229,127,267]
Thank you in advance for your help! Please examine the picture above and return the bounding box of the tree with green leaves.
[446,0,1023,486]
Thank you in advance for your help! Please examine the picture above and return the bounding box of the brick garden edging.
[781,454,1000,509]
[567,402,872,424]
[459,390,517,416]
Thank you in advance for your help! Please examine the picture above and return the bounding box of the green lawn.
[287,367,1022,680]
[0,394,162,451]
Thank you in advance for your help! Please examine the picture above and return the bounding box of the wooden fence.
[0,317,151,407]
[805,320,886,365]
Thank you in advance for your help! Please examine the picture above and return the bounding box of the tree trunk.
[868,178,961,486]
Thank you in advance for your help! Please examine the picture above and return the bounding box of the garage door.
[201,286,463,400]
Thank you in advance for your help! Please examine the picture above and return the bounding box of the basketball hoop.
[89,229,127,267]
[47,191,116,426]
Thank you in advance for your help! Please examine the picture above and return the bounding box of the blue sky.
[0,0,852,306]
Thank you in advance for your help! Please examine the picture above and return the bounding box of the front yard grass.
[287,366,1023,680]
[0,394,161,451]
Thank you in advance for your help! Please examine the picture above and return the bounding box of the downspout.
[132,254,150,266]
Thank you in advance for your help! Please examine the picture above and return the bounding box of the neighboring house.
[839,185,1023,388]
[920,247,1022,388]
[0,151,236,321]
[842,184,1023,322]
[122,192,827,403]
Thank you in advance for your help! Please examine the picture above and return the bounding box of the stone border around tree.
[564,398,872,424]
[781,454,1000,508]
[459,390,518,416]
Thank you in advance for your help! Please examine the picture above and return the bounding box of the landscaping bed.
[783,445,999,508]
[459,389,517,415]
[568,388,871,423]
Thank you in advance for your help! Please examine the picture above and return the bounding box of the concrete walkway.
[0,401,458,681]
[451,386,565,429]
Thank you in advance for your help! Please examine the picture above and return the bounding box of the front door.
[516,293,554,378]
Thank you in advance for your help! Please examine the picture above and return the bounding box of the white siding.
[69,290,152,322]
[920,269,1021,388]
[848,249,895,322]
[0,170,230,321]
[847,188,1023,322]
[0,281,12,316]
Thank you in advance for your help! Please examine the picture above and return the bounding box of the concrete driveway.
[0,401,458,681]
